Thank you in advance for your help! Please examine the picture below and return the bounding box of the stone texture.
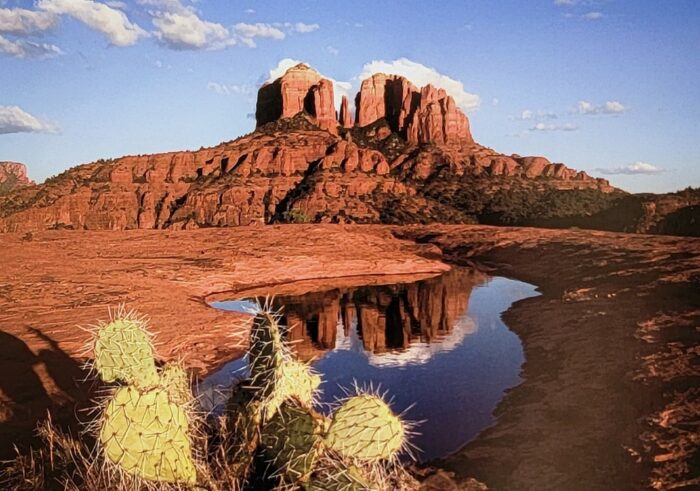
[0,161,34,194]
[355,73,418,132]
[255,63,337,132]
[339,95,352,128]
[406,85,473,145]
[355,75,472,145]
[0,65,621,232]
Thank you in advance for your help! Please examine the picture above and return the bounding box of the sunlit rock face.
[355,74,473,145]
[256,63,337,132]
[0,162,34,195]
[276,268,485,366]
[0,63,615,233]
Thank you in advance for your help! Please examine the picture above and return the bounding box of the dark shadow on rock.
[0,328,92,459]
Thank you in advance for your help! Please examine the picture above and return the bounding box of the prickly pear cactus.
[159,362,192,405]
[99,385,197,484]
[305,463,372,491]
[325,394,406,462]
[248,311,286,384]
[265,359,321,417]
[93,316,159,390]
[261,401,323,483]
[246,310,320,420]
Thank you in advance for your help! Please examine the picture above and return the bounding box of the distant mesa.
[16,62,698,235]
[0,162,34,195]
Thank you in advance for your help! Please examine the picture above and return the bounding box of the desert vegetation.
[1,305,418,490]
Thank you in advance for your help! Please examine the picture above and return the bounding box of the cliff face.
[256,64,337,132]
[354,74,473,145]
[0,162,34,195]
[0,64,622,233]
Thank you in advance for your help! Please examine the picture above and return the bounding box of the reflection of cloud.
[332,313,478,368]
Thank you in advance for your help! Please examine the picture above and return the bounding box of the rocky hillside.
[0,63,632,233]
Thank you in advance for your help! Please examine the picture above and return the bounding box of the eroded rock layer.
[0,162,34,195]
[0,65,619,232]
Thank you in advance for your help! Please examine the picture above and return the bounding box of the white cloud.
[491,97,499,106]
[0,7,57,34]
[207,82,254,96]
[233,22,285,47]
[577,100,627,115]
[326,45,339,55]
[0,33,62,58]
[529,122,578,132]
[38,0,147,46]
[0,105,58,134]
[138,0,233,50]
[264,58,352,109]
[603,101,625,113]
[153,11,232,49]
[515,109,558,121]
[292,22,318,33]
[358,58,480,112]
[244,8,255,14]
[582,11,603,20]
[554,0,579,5]
[596,162,665,175]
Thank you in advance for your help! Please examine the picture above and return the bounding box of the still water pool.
[203,268,538,462]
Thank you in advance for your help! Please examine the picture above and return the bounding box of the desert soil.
[0,224,698,490]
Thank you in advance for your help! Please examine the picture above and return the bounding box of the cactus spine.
[93,316,159,389]
[229,302,414,489]
[91,309,198,485]
[324,394,405,462]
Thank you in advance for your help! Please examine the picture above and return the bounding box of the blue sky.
[1,0,698,193]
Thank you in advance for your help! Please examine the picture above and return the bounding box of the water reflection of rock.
[277,268,487,363]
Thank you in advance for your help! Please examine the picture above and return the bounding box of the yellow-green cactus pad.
[265,360,321,417]
[325,395,405,462]
[159,362,192,405]
[100,386,197,484]
[261,402,322,482]
[94,317,159,389]
[306,464,372,491]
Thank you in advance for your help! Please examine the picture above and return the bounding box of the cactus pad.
[159,362,192,405]
[306,463,372,491]
[100,386,197,484]
[264,360,321,417]
[325,394,405,462]
[261,402,322,482]
[93,317,159,389]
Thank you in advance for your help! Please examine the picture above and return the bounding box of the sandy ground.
[0,224,698,490]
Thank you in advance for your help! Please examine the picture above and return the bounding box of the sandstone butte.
[0,161,34,193]
[0,63,615,233]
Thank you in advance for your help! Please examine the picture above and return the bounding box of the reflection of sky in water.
[204,275,538,462]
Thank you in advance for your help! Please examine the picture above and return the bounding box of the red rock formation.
[0,161,34,194]
[354,74,418,132]
[339,95,352,128]
[0,65,618,232]
[255,63,337,133]
[355,75,472,145]
[310,78,336,131]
